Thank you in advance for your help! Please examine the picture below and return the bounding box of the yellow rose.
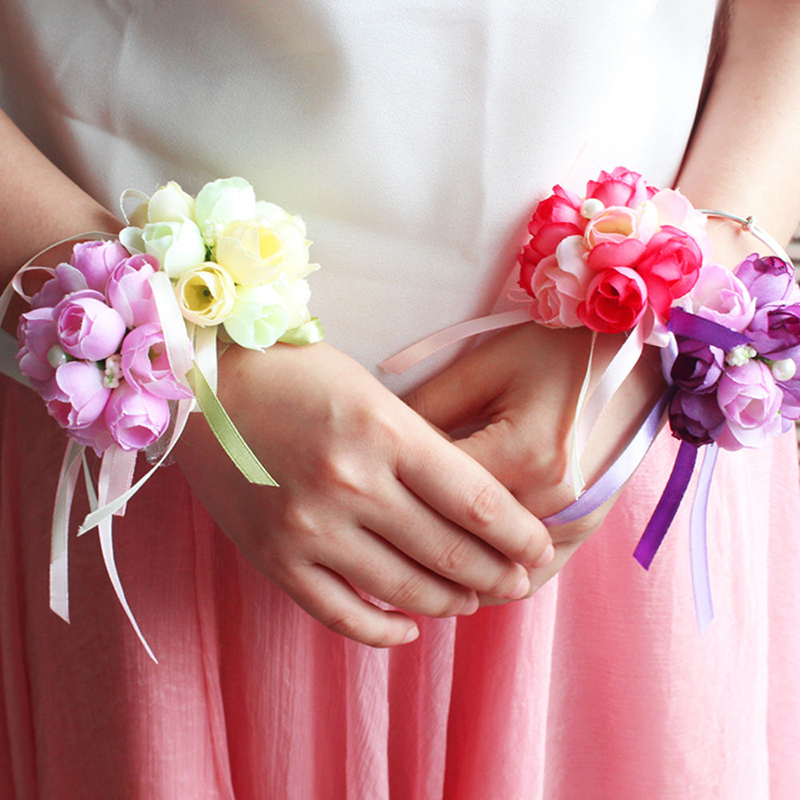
[175,262,236,327]
[215,203,316,286]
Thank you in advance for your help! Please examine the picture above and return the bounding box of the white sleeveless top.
[0,0,718,390]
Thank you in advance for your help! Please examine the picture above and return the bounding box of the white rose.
[194,177,256,244]
[142,220,206,279]
[147,181,197,223]
[275,278,312,330]
[175,262,236,327]
[223,284,289,350]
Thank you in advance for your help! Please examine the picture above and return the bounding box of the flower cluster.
[519,167,711,334]
[120,177,318,350]
[16,241,192,454]
[665,255,800,450]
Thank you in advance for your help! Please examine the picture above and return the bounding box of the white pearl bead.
[580,198,604,219]
[47,345,68,368]
[772,358,797,382]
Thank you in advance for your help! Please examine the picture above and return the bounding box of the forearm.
[677,0,800,254]
[0,109,121,282]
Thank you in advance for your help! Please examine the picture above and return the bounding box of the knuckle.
[465,482,503,529]
[381,572,426,611]
[431,535,473,577]
[321,610,362,640]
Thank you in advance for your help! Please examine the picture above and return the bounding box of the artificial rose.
[669,390,726,446]
[584,167,656,208]
[716,360,784,450]
[577,266,648,333]
[678,264,755,331]
[525,237,593,328]
[66,240,130,294]
[746,302,800,359]
[55,291,127,361]
[585,238,646,271]
[668,337,724,394]
[120,324,193,399]
[520,185,586,272]
[143,181,196,224]
[194,177,257,243]
[175,262,236,326]
[17,306,61,398]
[104,382,170,451]
[47,360,111,429]
[650,189,713,258]
[274,277,313,330]
[734,254,800,307]
[215,206,315,285]
[635,225,703,317]
[776,373,800,420]
[141,220,206,279]
[583,202,658,249]
[65,415,116,455]
[105,254,160,328]
[223,284,290,350]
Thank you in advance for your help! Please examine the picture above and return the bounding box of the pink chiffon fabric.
[3,0,800,797]
[2,378,800,799]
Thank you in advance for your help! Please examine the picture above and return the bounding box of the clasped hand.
[176,323,664,647]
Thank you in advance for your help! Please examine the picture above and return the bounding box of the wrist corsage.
[383,166,799,632]
[0,177,323,660]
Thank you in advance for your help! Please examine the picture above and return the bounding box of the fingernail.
[533,543,555,569]
[460,594,480,615]
[402,626,420,644]
[505,571,531,600]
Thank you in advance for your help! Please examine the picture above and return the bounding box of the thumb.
[404,350,508,433]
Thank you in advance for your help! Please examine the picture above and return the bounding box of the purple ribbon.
[668,307,750,350]
[633,440,698,569]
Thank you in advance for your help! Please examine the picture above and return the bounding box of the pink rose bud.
[47,360,111,429]
[585,167,656,208]
[66,415,116,456]
[55,291,127,361]
[120,324,193,399]
[69,240,131,294]
[16,306,59,397]
[104,382,170,451]
[106,254,161,328]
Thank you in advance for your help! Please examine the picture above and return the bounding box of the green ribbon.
[278,318,325,346]
[188,361,279,486]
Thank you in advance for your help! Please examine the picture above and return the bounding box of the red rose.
[577,267,648,333]
[519,186,586,283]
[585,166,656,208]
[635,225,702,317]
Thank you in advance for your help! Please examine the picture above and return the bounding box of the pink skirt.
[2,376,799,799]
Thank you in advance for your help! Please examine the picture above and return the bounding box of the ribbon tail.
[634,440,699,569]
[49,440,85,623]
[98,516,158,664]
[567,331,597,497]
[543,389,669,527]
[690,443,718,633]
[187,362,278,486]
[279,317,325,346]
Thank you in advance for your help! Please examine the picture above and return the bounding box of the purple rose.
[716,360,784,450]
[746,302,800,360]
[69,240,130,294]
[680,264,755,331]
[104,382,170,451]
[105,254,160,328]
[55,291,127,361]
[669,337,724,394]
[46,361,111,429]
[734,254,800,307]
[776,374,800,420]
[669,390,726,446]
[120,324,193,399]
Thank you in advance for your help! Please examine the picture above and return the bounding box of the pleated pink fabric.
[2,1,800,798]
[3,360,800,799]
